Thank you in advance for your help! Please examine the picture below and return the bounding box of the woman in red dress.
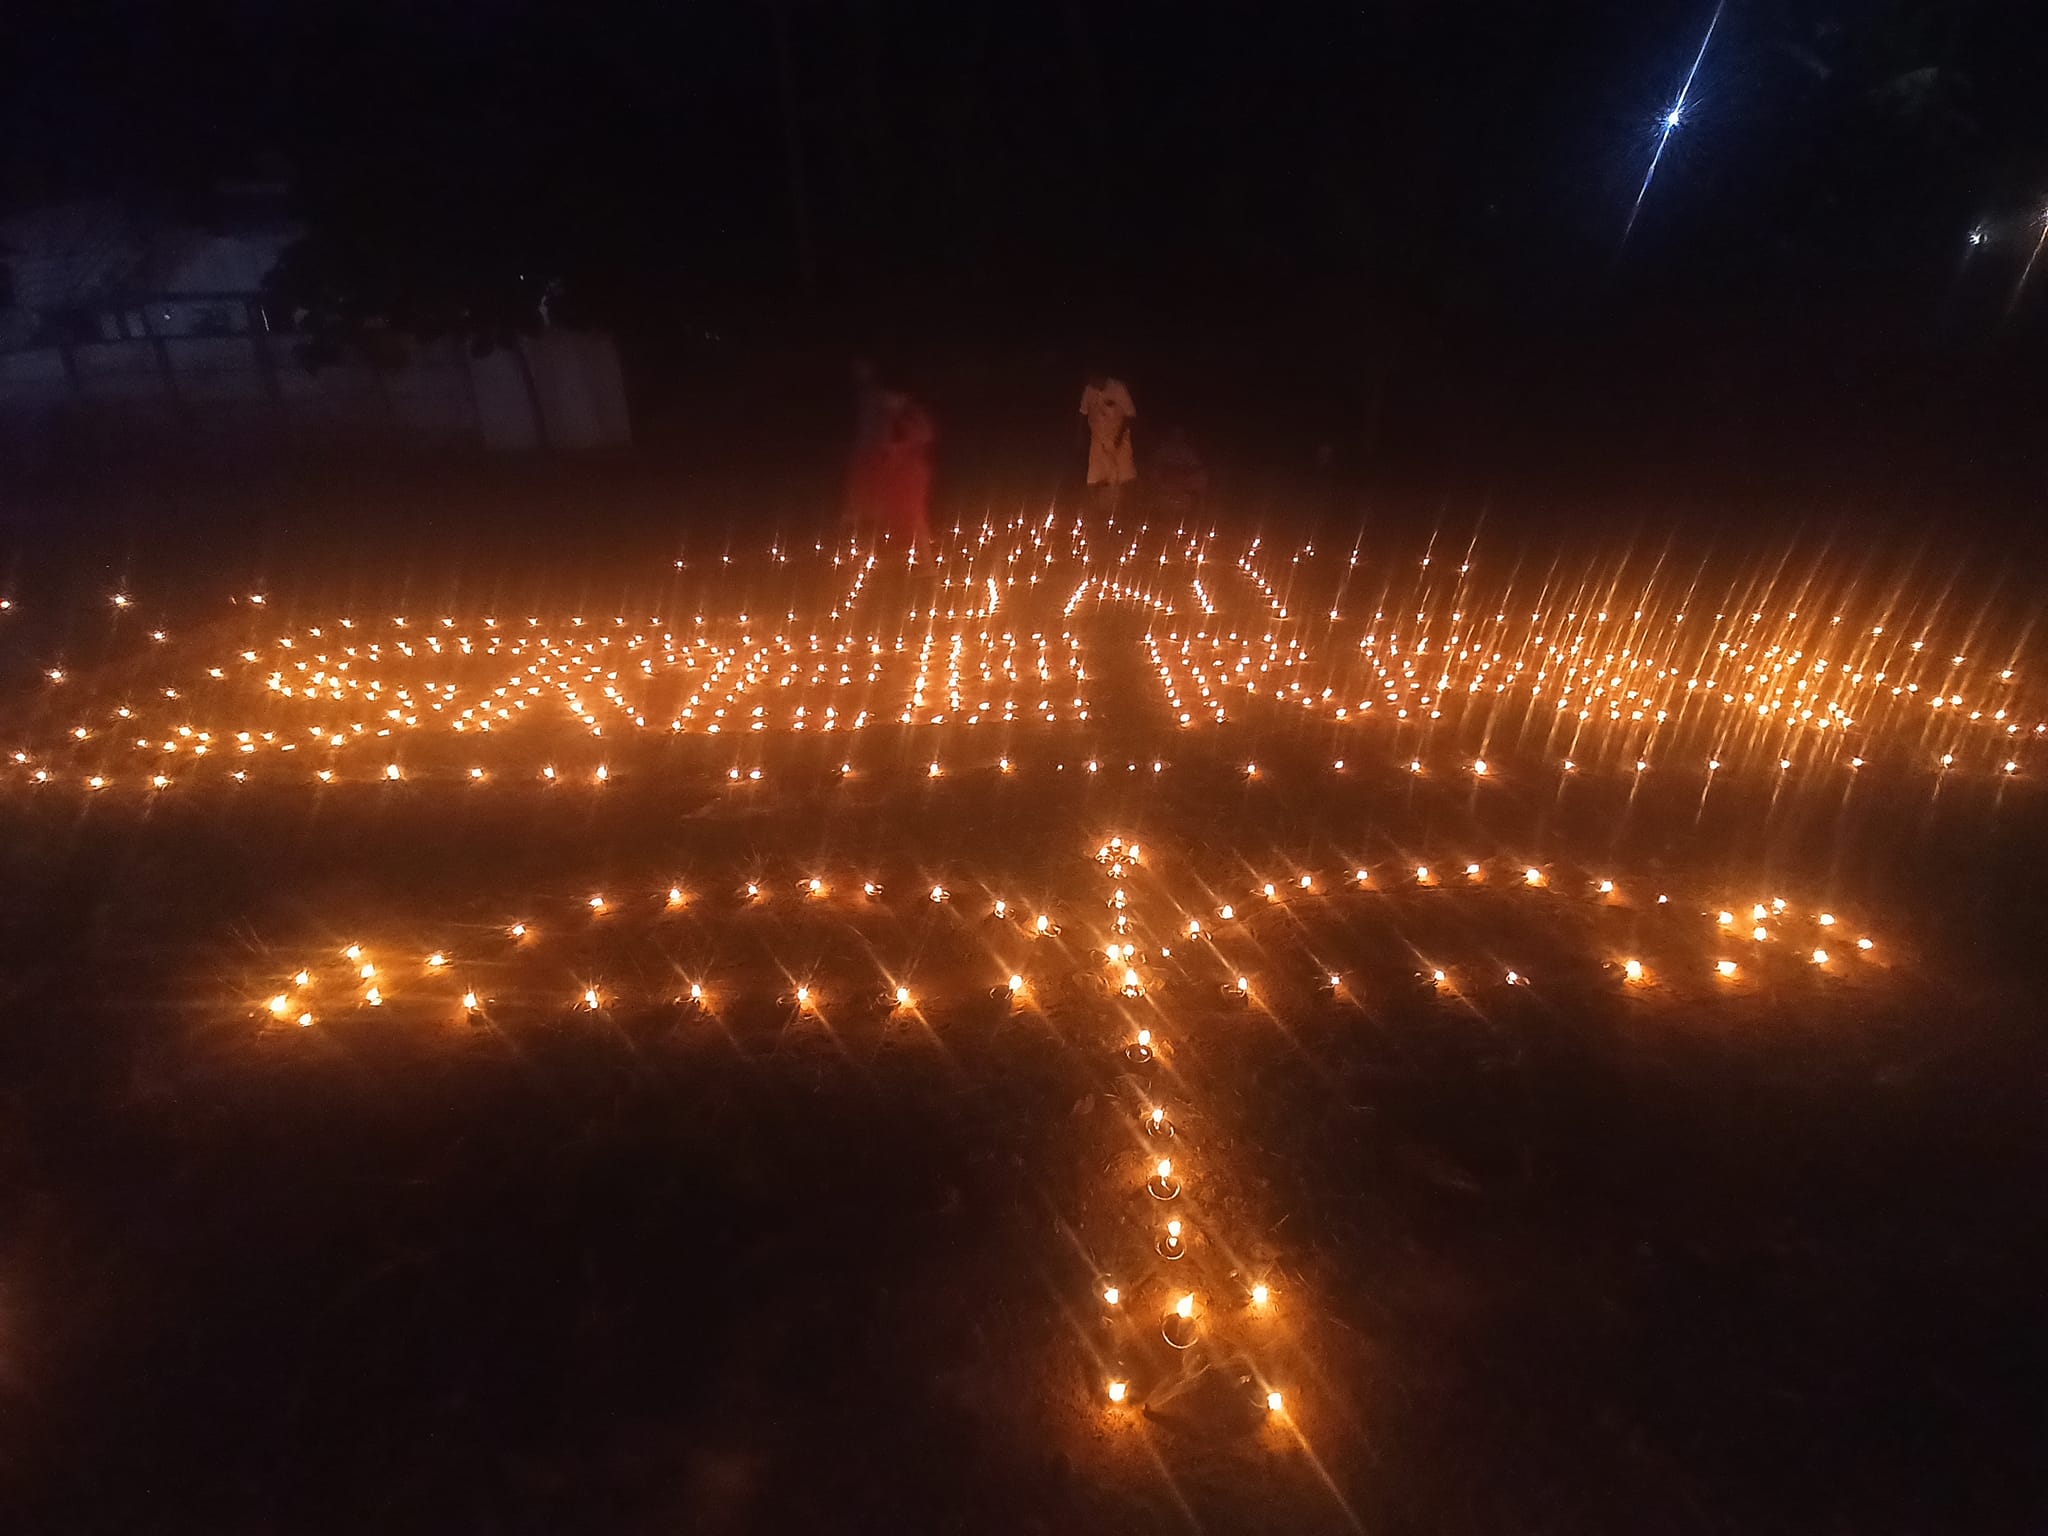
[870,391,934,544]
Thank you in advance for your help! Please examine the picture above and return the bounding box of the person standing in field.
[1079,371,1136,512]
[873,389,935,544]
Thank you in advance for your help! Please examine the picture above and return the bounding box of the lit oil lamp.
[1162,1292,1198,1349]
[1158,1218,1186,1258]
[1147,1158,1181,1200]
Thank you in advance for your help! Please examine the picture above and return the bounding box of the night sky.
[8,1,2048,509]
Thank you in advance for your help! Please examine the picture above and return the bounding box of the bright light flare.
[1624,1,1724,242]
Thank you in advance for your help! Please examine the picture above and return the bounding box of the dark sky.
[6,1,2048,499]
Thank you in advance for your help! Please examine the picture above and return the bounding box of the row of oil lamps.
[1084,836,1289,1420]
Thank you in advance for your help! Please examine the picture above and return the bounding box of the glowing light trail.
[1623,1,1724,243]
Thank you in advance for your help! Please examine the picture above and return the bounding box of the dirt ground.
[0,486,2042,1534]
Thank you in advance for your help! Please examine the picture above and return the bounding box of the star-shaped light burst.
[1623,1,1724,243]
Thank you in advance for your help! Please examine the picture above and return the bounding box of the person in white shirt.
[1079,373,1136,511]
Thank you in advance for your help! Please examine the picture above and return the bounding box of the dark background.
[7,0,2048,529]
[4,10,2048,1528]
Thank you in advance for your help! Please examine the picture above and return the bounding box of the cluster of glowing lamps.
[6,520,2039,793]
[1086,835,1288,1419]
[0,517,1971,1456]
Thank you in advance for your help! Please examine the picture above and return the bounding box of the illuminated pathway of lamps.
[48,531,1954,1449]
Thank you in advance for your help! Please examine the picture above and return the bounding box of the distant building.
[0,182,299,349]
[0,182,629,462]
